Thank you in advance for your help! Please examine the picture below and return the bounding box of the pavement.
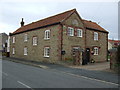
[2,60,119,88]
[68,62,113,72]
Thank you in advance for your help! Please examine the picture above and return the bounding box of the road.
[2,60,119,88]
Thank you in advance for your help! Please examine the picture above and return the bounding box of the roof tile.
[13,9,75,34]
[12,9,108,34]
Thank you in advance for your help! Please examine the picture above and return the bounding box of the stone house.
[0,33,8,53]
[10,9,108,64]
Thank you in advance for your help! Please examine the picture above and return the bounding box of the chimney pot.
[20,18,24,27]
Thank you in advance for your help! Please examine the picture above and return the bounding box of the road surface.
[2,60,118,88]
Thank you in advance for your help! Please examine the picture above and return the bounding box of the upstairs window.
[94,47,98,55]
[24,34,28,42]
[77,29,82,37]
[24,47,28,55]
[33,36,37,46]
[94,32,98,41]
[68,27,74,36]
[12,48,15,55]
[44,47,50,57]
[12,37,15,43]
[44,30,50,39]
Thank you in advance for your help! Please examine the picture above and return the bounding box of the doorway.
[86,48,90,63]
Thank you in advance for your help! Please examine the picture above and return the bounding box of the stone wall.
[62,12,85,63]
[86,29,108,62]
[10,24,62,63]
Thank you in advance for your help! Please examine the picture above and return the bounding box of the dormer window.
[68,27,74,36]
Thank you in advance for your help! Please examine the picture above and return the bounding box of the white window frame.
[94,47,98,55]
[44,47,50,57]
[44,30,50,40]
[12,37,15,43]
[12,48,15,55]
[77,29,82,37]
[33,37,37,46]
[68,27,74,36]
[24,34,28,42]
[94,32,98,41]
[24,47,28,55]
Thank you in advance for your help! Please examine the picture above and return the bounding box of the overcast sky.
[0,0,119,40]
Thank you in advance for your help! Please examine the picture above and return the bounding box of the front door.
[86,48,90,63]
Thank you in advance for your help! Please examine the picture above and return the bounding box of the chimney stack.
[20,18,24,27]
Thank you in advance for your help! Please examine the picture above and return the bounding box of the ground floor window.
[12,48,15,55]
[24,47,28,55]
[94,47,99,55]
[44,47,50,57]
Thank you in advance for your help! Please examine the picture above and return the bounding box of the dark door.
[86,48,90,63]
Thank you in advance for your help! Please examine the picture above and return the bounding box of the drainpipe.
[60,24,63,61]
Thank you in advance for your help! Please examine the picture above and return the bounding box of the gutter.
[86,27,109,33]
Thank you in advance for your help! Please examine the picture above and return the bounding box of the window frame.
[68,27,74,36]
[24,47,28,55]
[44,47,50,57]
[24,34,28,42]
[32,36,38,46]
[12,37,15,43]
[94,47,99,55]
[77,29,82,37]
[94,32,98,41]
[44,30,50,40]
[12,47,15,55]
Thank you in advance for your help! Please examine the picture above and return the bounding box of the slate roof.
[12,9,108,35]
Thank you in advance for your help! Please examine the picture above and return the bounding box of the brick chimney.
[20,18,24,27]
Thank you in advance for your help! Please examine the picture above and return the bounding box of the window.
[24,47,27,55]
[44,47,50,57]
[94,32,98,41]
[33,37,37,45]
[44,30,50,39]
[94,47,98,55]
[77,29,82,37]
[68,27,74,36]
[24,34,28,42]
[12,37,15,43]
[12,48,15,55]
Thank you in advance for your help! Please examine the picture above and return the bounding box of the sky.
[0,0,119,40]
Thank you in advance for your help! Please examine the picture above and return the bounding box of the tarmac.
[2,57,119,84]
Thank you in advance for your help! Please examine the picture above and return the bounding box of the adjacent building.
[0,33,8,55]
[108,39,120,50]
[9,9,108,64]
